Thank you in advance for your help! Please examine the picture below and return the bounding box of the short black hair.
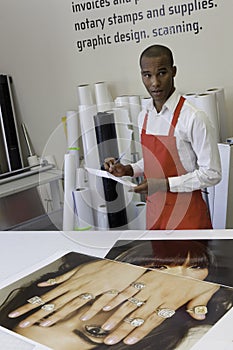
[139,44,174,67]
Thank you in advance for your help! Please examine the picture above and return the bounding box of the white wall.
[0,0,232,169]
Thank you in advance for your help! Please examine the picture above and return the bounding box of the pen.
[114,151,126,164]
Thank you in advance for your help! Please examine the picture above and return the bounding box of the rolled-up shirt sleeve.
[168,110,222,192]
[131,158,144,177]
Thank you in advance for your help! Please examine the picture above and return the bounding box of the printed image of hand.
[8,259,146,328]
[97,269,220,345]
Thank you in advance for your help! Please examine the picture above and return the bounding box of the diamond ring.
[124,317,145,327]
[155,308,175,318]
[128,297,145,307]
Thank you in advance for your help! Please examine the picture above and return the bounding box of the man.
[104,44,221,230]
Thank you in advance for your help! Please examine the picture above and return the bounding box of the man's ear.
[172,66,177,77]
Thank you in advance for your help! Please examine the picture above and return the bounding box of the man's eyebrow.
[73,328,100,345]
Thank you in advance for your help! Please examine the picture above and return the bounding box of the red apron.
[141,96,212,230]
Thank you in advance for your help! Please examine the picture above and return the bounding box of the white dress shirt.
[131,90,222,192]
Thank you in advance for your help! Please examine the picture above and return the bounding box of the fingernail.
[80,315,90,321]
[8,311,20,318]
[104,335,120,345]
[124,337,139,345]
[197,315,206,320]
[102,305,111,311]
[40,320,53,327]
[102,322,115,331]
[19,321,31,328]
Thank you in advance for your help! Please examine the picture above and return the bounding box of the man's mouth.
[151,90,163,97]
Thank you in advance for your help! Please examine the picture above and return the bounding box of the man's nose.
[151,75,160,86]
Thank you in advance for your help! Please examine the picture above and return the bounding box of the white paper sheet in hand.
[85,167,137,187]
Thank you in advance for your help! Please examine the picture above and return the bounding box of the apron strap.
[168,96,185,137]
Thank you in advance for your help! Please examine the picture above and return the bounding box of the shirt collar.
[145,90,181,114]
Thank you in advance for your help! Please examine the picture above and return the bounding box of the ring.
[155,308,175,318]
[46,278,56,285]
[130,282,146,290]
[124,317,144,327]
[186,305,208,315]
[128,297,145,307]
[41,304,55,312]
[27,296,45,305]
[104,289,119,295]
[78,293,95,301]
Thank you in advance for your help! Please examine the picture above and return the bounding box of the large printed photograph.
[0,249,232,350]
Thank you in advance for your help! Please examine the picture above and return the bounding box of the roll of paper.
[192,93,220,142]
[110,107,132,162]
[66,110,80,168]
[140,97,151,109]
[78,104,99,168]
[73,187,94,230]
[94,81,113,112]
[131,201,146,230]
[77,84,94,106]
[128,95,142,156]
[62,153,76,230]
[183,93,197,104]
[94,111,128,229]
[78,104,104,212]
[96,204,109,230]
[76,167,88,188]
[206,87,228,142]
[114,95,129,107]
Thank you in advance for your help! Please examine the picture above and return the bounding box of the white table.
[0,230,233,350]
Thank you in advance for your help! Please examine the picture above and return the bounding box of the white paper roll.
[66,111,79,149]
[78,104,99,168]
[77,84,94,106]
[78,104,105,213]
[128,95,141,124]
[206,87,228,142]
[128,201,146,230]
[110,107,132,162]
[96,204,109,230]
[128,95,141,156]
[76,167,88,188]
[192,93,220,142]
[183,93,197,104]
[73,187,94,230]
[140,97,151,109]
[115,95,129,107]
[62,153,76,230]
[66,110,80,168]
[94,81,113,112]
